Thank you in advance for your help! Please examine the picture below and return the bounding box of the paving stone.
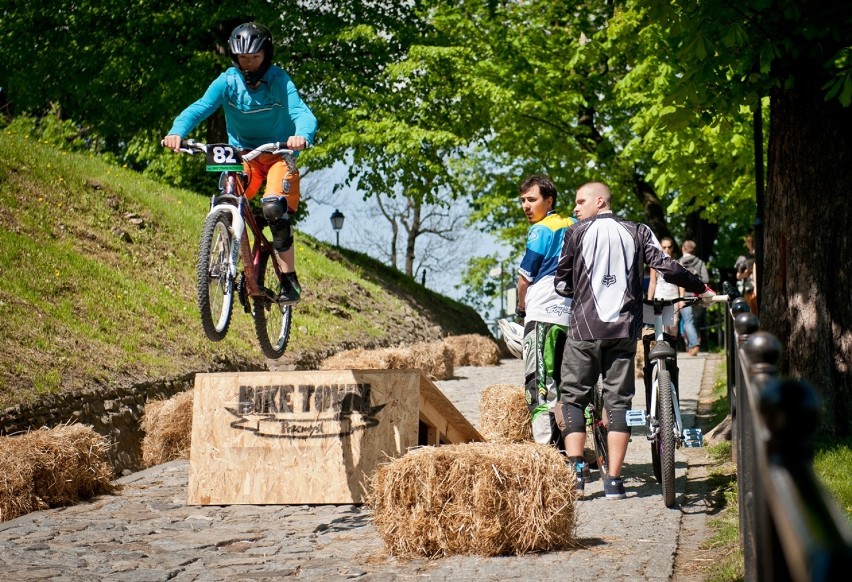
[0,356,718,581]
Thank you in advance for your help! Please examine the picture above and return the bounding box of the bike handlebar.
[643,294,729,308]
[163,139,296,159]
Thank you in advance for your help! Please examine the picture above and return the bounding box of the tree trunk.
[205,110,228,145]
[683,211,719,265]
[763,74,852,437]
[404,201,421,277]
[632,174,671,242]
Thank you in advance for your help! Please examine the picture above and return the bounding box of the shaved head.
[574,181,612,219]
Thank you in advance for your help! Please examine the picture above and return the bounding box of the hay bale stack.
[320,341,454,380]
[479,384,533,443]
[141,389,194,467]
[442,334,501,367]
[0,424,114,523]
[369,443,578,557]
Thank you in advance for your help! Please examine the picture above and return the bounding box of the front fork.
[647,361,684,446]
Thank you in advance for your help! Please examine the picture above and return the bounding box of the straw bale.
[320,341,454,380]
[0,424,114,523]
[442,334,501,367]
[635,339,645,378]
[479,384,533,443]
[141,389,194,467]
[368,442,578,557]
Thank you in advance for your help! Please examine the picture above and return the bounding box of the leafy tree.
[636,0,852,436]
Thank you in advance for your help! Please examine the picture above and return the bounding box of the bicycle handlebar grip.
[702,294,729,304]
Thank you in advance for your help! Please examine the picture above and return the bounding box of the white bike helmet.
[497,319,524,359]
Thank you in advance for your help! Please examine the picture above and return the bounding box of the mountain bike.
[636,294,728,507]
[171,139,294,359]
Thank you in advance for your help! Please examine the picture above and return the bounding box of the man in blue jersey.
[163,22,318,305]
[515,175,576,455]
[554,182,714,499]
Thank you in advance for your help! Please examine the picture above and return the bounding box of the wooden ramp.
[187,369,482,505]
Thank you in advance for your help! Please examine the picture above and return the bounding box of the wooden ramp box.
[188,369,482,505]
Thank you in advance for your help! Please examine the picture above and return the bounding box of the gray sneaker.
[604,475,626,499]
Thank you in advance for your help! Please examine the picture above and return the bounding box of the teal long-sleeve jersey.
[167,65,317,151]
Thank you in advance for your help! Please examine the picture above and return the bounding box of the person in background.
[515,175,577,454]
[553,182,714,499]
[642,236,683,411]
[734,233,756,277]
[163,22,317,305]
[678,240,709,356]
[735,233,757,312]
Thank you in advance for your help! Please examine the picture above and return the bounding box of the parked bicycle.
[585,379,609,479]
[170,139,294,359]
[634,294,728,507]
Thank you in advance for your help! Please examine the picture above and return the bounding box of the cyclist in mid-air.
[163,22,317,305]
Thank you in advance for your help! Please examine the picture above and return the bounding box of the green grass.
[707,366,732,428]
[702,441,744,582]
[814,437,852,521]
[699,364,852,581]
[0,131,489,408]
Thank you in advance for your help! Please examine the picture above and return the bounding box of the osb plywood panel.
[188,369,480,505]
[418,374,483,444]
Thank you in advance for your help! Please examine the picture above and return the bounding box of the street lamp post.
[330,209,345,247]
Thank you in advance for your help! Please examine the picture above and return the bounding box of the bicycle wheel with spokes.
[197,208,234,341]
[656,367,677,507]
[252,251,292,359]
[651,366,662,483]
[592,380,609,477]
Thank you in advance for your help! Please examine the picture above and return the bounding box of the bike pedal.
[683,428,704,448]
[625,409,646,427]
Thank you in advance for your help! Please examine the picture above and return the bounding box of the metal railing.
[725,297,852,581]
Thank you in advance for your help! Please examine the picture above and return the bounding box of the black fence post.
[728,297,751,430]
[742,331,782,581]
[728,303,852,581]
[734,312,761,580]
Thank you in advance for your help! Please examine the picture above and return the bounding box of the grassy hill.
[0,132,490,409]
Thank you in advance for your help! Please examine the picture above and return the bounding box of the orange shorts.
[242,152,300,213]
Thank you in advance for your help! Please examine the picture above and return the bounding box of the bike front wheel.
[252,251,292,359]
[197,208,235,341]
[656,367,677,507]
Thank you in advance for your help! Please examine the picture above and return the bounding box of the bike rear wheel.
[656,367,677,507]
[252,251,292,359]
[591,379,609,477]
[197,209,234,341]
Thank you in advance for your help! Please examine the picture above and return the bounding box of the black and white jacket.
[554,213,706,341]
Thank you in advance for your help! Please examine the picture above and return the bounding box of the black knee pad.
[262,196,287,222]
[261,196,292,251]
[607,409,629,433]
[563,402,586,434]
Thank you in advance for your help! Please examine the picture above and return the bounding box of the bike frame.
[646,301,684,445]
[208,176,279,302]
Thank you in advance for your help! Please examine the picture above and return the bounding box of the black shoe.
[604,475,626,499]
[276,273,301,305]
